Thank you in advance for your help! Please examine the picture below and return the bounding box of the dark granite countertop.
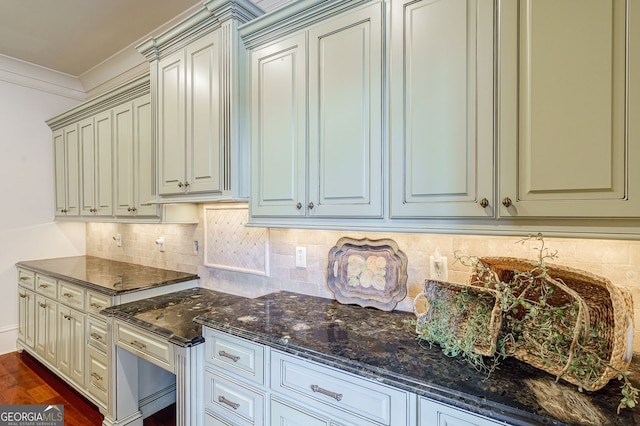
[17,256,198,295]
[101,287,248,347]
[194,291,640,426]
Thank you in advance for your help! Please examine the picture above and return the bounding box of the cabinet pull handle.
[38,284,49,289]
[178,182,183,188]
[19,293,27,299]
[184,181,190,187]
[91,372,103,381]
[502,197,512,208]
[310,384,342,401]
[90,303,104,310]
[62,293,74,298]
[479,198,489,208]
[39,302,47,308]
[90,333,103,341]
[129,340,146,350]
[296,202,302,210]
[307,202,314,210]
[218,396,240,410]
[218,350,240,362]
[19,276,29,281]
[63,314,72,320]
[131,207,137,213]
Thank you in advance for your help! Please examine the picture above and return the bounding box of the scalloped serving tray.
[327,237,408,311]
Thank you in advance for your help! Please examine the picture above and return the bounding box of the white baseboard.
[0,325,18,355]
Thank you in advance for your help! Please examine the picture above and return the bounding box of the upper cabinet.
[138,0,263,203]
[497,0,640,218]
[389,0,494,218]
[53,124,80,217]
[79,111,113,217]
[243,0,384,221]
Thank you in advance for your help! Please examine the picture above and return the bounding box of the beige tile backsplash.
[86,204,640,352]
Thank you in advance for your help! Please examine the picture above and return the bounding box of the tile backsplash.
[86,203,640,351]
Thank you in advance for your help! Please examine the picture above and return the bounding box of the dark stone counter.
[17,256,198,295]
[194,291,640,426]
[101,287,248,347]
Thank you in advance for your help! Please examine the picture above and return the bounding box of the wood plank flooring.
[0,351,176,425]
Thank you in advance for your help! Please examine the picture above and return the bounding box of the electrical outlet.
[155,237,165,252]
[430,255,448,281]
[193,240,199,254]
[295,247,306,268]
[113,234,122,247]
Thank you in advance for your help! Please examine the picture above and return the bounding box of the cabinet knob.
[502,197,512,208]
[127,207,132,212]
[178,182,183,188]
[479,198,489,208]
[184,181,190,187]
[307,202,314,210]
[296,202,302,210]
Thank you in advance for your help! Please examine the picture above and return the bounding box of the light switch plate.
[295,247,306,268]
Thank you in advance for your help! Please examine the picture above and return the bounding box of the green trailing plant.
[414,233,639,413]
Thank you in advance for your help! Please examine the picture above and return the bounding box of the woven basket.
[471,257,634,391]
[414,279,503,357]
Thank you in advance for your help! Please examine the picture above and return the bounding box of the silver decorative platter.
[327,237,408,311]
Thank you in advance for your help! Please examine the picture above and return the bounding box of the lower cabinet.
[418,397,509,426]
[57,305,85,387]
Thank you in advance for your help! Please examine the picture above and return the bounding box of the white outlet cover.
[429,256,448,281]
[295,247,306,268]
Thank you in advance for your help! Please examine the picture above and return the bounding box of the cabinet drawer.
[115,320,174,372]
[35,275,57,298]
[86,290,111,317]
[17,269,35,290]
[271,350,409,426]
[86,346,108,407]
[58,281,86,310]
[204,328,266,386]
[204,368,266,426]
[419,397,507,426]
[87,317,108,353]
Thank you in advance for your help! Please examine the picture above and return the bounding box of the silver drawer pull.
[311,384,343,401]
[62,293,74,298]
[91,372,103,381]
[90,333,103,341]
[218,396,240,410]
[90,303,104,310]
[129,340,147,350]
[218,350,240,362]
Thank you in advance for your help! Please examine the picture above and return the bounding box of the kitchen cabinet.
[53,123,80,217]
[79,111,113,217]
[113,93,158,218]
[389,0,494,218]
[35,294,57,366]
[418,397,507,426]
[138,0,262,203]
[497,0,640,218]
[246,1,384,220]
[57,305,85,387]
[17,269,35,350]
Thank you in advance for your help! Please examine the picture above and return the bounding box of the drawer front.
[271,350,408,426]
[115,321,174,372]
[204,328,266,386]
[17,269,35,290]
[419,397,506,426]
[58,281,86,310]
[204,410,234,426]
[87,317,108,353]
[86,346,108,407]
[35,275,57,298]
[86,290,111,317]
[204,368,266,425]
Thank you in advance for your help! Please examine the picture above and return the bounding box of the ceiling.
[0,0,202,76]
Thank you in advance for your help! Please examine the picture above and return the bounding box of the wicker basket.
[414,279,503,357]
[471,257,634,391]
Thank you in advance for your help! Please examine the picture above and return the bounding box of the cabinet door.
[113,101,135,215]
[53,129,67,216]
[186,31,223,195]
[308,3,383,218]
[498,0,640,217]
[390,0,494,218]
[95,110,113,216]
[18,288,35,350]
[250,33,307,217]
[419,397,505,426]
[79,117,96,215]
[58,305,85,387]
[53,124,80,216]
[158,49,187,195]
[35,295,57,366]
[271,398,330,426]
[133,94,157,216]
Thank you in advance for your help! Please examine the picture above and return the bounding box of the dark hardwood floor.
[0,351,176,426]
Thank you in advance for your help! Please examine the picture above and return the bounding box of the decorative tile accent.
[204,204,270,276]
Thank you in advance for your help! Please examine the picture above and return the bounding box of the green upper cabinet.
[79,111,113,217]
[53,124,80,217]
[498,0,640,218]
[245,1,384,220]
[138,0,263,203]
[390,0,494,218]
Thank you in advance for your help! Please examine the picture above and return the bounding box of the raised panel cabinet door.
[307,3,384,218]
[64,124,80,216]
[57,306,85,387]
[419,397,505,426]
[186,31,223,194]
[250,33,307,217]
[79,117,96,215]
[35,295,57,366]
[390,0,494,218]
[498,0,640,217]
[113,101,135,215]
[158,50,187,195]
[270,398,330,426]
[133,94,157,216]
[18,288,35,350]
[95,110,113,216]
[52,129,67,216]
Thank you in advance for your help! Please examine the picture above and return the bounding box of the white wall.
[0,61,86,354]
